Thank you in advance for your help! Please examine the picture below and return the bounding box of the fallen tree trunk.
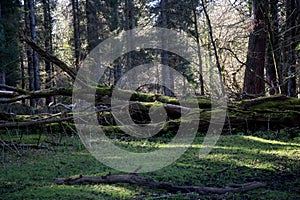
[54,174,266,195]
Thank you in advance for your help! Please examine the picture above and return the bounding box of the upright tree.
[42,0,53,105]
[284,0,299,97]
[243,0,268,96]
[86,0,99,52]
[266,0,279,95]
[29,0,41,92]
[0,0,21,86]
[71,0,81,70]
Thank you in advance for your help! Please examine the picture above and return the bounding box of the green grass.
[1,131,300,199]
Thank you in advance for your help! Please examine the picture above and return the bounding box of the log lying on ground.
[54,174,266,195]
[2,93,300,132]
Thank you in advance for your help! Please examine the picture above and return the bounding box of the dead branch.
[0,88,73,104]
[21,35,77,80]
[0,116,73,128]
[54,174,266,195]
[0,84,28,94]
[0,90,18,97]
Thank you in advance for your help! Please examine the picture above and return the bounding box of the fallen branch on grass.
[0,116,73,128]
[54,174,266,195]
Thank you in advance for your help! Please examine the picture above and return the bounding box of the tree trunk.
[0,2,5,87]
[110,0,122,85]
[86,0,99,52]
[201,0,225,97]
[125,0,135,70]
[28,0,41,94]
[20,56,25,105]
[193,8,204,96]
[43,0,53,105]
[266,0,279,95]
[24,0,35,106]
[71,0,81,70]
[160,0,173,96]
[243,0,268,97]
[285,0,298,97]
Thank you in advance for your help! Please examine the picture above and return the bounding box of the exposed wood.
[0,90,18,97]
[0,84,28,94]
[54,174,266,195]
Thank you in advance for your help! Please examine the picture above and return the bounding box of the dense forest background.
[1,1,300,199]
[0,0,299,104]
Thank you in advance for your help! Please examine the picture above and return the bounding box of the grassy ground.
[1,131,300,199]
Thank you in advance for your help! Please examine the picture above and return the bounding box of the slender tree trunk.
[110,0,122,85]
[193,8,204,96]
[125,0,136,72]
[201,0,225,97]
[160,0,172,96]
[43,0,53,105]
[0,2,5,86]
[243,0,268,97]
[72,0,81,70]
[29,0,41,93]
[285,0,298,97]
[20,52,25,104]
[24,0,35,106]
[86,0,98,52]
[266,0,279,95]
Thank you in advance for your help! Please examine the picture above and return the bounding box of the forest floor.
[0,131,300,199]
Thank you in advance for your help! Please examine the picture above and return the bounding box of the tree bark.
[193,8,204,96]
[71,0,81,70]
[160,0,173,96]
[285,0,299,97]
[43,0,53,105]
[86,0,99,52]
[28,0,41,94]
[243,0,268,97]
[266,0,279,95]
[0,2,5,86]
[24,0,35,106]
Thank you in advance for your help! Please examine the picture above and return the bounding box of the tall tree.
[24,0,35,106]
[108,0,122,85]
[86,0,99,52]
[0,1,5,85]
[0,0,21,86]
[243,0,268,97]
[71,0,81,70]
[266,0,280,95]
[125,0,136,72]
[160,0,172,96]
[29,0,41,92]
[284,0,299,97]
[42,0,53,105]
[192,7,204,95]
[201,0,225,97]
